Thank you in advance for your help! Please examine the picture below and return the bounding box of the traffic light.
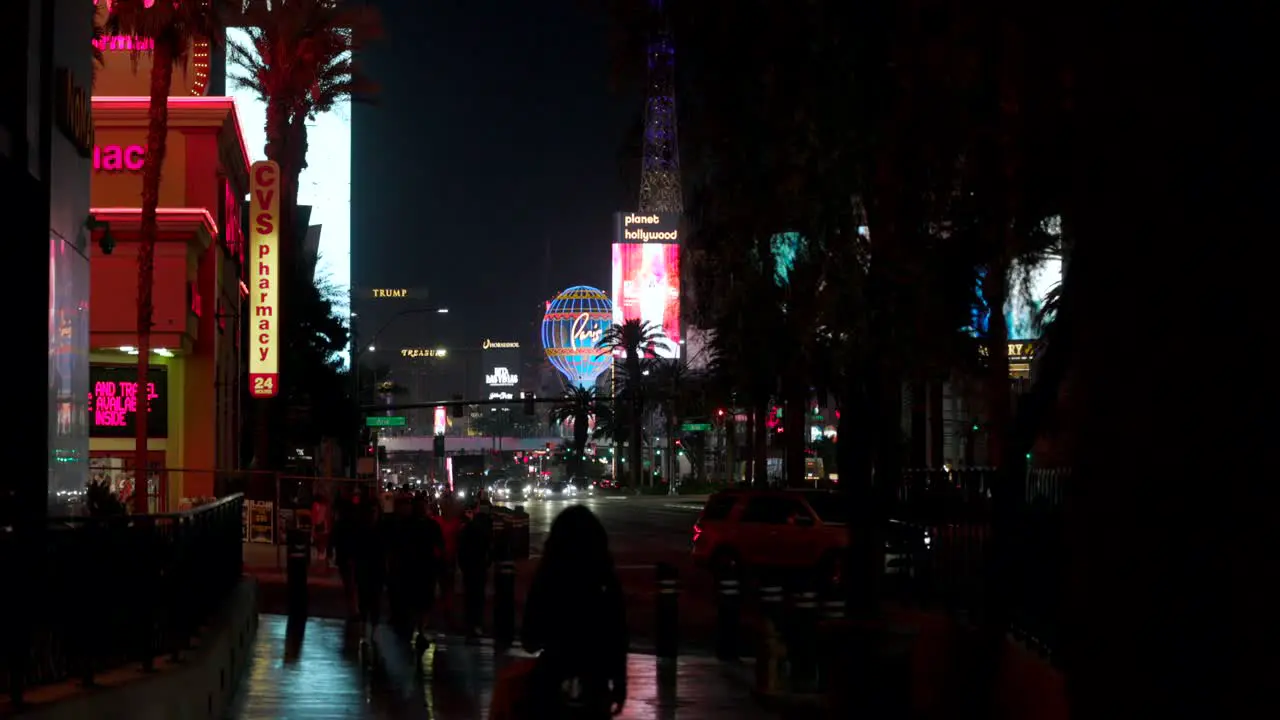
[716,408,726,418]
[523,392,535,415]
[433,434,445,457]
[451,395,464,418]
[376,445,388,462]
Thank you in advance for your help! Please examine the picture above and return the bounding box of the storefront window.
[49,233,90,507]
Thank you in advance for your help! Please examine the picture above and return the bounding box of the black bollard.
[714,575,742,661]
[511,506,530,559]
[493,554,517,648]
[786,589,819,692]
[755,581,786,694]
[655,562,680,658]
[286,528,310,617]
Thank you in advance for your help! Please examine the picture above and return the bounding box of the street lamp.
[350,305,449,474]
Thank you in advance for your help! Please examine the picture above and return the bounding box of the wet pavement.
[226,614,786,719]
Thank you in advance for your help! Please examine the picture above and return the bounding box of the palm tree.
[644,359,700,487]
[548,387,612,477]
[226,0,378,257]
[106,0,227,513]
[598,319,666,488]
[226,0,378,466]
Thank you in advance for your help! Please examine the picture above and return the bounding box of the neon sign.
[485,367,518,387]
[223,179,245,262]
[92,35,155,52]
[371,288,407,298]
[187,282,203,318]
[482,339,519,349]
[570,312,603,346]
[619,212,679,242]
[401,348,447,358]
[93,144,146,171]
[248,161,280,398]
[87,365,168,438]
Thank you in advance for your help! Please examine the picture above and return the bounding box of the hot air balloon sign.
[541,286,613,388]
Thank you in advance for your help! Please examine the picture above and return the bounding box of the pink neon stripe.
[89,207,219,237]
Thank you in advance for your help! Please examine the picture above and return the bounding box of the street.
[251,495,757,654]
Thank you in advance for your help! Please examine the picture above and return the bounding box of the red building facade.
[87,89,250,506]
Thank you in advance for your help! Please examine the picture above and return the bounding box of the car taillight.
[692,520,702,543]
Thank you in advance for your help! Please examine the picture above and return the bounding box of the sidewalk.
[227,614,790,718]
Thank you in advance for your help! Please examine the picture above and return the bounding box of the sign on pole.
[248,160,281,398]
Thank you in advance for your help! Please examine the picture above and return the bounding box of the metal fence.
[886,466,1069,662]
[1,494,245,707]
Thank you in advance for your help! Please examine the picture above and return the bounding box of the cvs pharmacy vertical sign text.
[249,161,280,398]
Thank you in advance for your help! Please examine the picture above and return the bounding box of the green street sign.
[366,416,407,427]
[681,422,712,432]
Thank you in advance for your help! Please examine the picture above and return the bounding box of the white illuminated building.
[224,28,351,301]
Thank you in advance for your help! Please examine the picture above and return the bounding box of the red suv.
[691,489,849,586]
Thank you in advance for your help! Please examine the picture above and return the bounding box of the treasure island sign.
[249,161,280,398]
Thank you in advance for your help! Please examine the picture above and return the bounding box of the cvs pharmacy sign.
[248,161,281,398]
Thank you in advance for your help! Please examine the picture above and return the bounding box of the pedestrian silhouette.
[521,504,628,717]
[457,506,494,637]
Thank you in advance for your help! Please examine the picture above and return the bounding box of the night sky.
[351,0,639,377]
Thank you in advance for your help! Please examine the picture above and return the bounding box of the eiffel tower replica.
[638,0,682,214]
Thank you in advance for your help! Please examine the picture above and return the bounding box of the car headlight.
[457,490,466,499]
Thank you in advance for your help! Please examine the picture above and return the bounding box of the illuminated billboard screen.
[611,243,681,358]
[88,365,168,438]
[225,28,351,307]
[972,256,1062,341]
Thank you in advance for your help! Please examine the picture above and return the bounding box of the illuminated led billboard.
[225,28,352,302]
[88,365,168,438]
[249,160,280,397]
[611,243,681,358]
[972,256,1063,341]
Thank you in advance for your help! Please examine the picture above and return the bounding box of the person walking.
[330,489,359,617]
[457,505,494,638]
[352,493,388,649]
[520,505,628,718]
[403,494,445,655]
[311,492,331,567]
[436,500,463,628]
[385,493,414,633]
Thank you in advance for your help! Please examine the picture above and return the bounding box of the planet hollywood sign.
[620,213,679,242]
[485,367,518,387]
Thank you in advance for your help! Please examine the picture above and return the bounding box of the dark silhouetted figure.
[401,494,444,654]
[352,496,387,645]
[521,505,627,718]
[457,506,493,637]
[330,489,360,617]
